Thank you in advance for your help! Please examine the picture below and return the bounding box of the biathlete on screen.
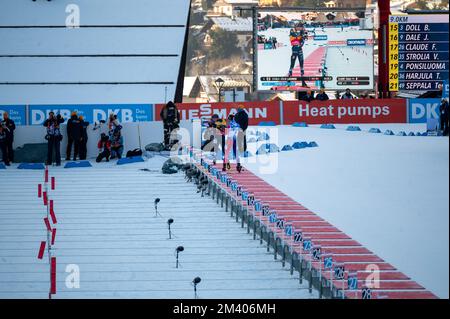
[289,22,308,87]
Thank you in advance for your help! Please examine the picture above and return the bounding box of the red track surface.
[195,156,438,299]
[272,46,327,91]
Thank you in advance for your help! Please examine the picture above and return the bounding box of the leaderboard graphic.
[256,11,375,91]
[389,14,449,92]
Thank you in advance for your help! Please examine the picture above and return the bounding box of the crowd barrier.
[10,120,193,160]
[0,98,444,159]
[0,98,444,130]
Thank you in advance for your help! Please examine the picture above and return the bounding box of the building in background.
[183,75,252,102]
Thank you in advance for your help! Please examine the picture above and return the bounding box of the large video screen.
[256,11,375,91]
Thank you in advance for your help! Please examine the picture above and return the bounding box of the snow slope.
[243,124,449,299]
[0,156,316,299]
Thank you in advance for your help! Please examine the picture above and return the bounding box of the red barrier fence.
[157,99,408,125]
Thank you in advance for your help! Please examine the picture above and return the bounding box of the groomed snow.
[0,156,317,299]
[243,124,449,299]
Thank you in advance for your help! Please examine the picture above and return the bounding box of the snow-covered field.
[257,27,374,90]
[243,123,449,299]
[0,156,316,299]
[325,46,374,89]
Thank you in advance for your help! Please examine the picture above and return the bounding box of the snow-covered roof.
[211,17,253,32]
[183,76,198,97]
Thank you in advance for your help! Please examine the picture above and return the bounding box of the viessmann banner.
[155,101,282,126]
[283,99,407,124]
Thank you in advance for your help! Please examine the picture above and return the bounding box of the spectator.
[440,98,449,136]
[1,112,15,164]
[79,115,89,160]
[315,88,329,101]
[341,88,354,100]
[110,129,124,159]
[96,133,111,163]
[66,112,82,161]
[43,112,65,166]
[234,105,249,154]
[301,90,315,102]
[0,124,9,166]
[108,113,122,138]
[160,101,180,149]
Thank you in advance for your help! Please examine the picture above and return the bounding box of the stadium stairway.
[0,156,317,299]
[193,151,438,300]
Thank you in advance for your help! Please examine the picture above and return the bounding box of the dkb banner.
[0,105,26,126]
[29,104,153,125]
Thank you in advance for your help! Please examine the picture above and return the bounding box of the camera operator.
[110,128,124,160]
[96,133,111,163]
[66,111,83,161]
[0,124,10,166]
[1,112,16,164]
[43,112,65,166]
[79,115,89,160]
[160,101,180,150]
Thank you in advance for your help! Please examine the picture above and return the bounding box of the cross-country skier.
[288,22,308,88]
[223,114,242,173]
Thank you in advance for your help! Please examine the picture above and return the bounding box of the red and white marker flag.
[37,241,46,259]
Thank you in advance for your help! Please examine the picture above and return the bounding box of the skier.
[288,22,308,88]
[160,101,181,150]
[223,114,242,173]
